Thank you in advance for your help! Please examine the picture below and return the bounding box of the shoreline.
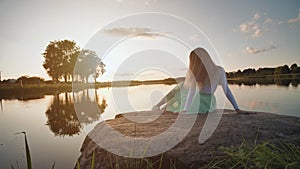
[0,74,299,98]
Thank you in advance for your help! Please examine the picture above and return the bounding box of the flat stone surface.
[75,110,300,169]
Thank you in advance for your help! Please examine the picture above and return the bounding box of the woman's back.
[200,66,225,94]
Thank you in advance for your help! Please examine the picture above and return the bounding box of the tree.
[236,70,242,76]
[256,68,275,75]
[42,40,80,83]
[16,76,44,85]
[75,49,105,83]
[275,65,290,74]
[68,50,81,82]
[242,68,256,76]
[290,63,300,73]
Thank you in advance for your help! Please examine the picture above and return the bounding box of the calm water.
[0,84,299,168]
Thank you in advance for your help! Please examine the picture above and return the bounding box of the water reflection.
[0,92,44,101]
[45,89,107,136]
[228,77,300,87]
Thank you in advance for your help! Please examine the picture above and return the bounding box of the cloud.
[238,13,282,38]
[102,27,163,38]
[245,44,276,54]
[239,13,262,38]
[252,29,262,38]
[288,12,300,23]
[263,18,283,25]
[264,18,273,24]
[239,21,257,33]
[253,13,261,20]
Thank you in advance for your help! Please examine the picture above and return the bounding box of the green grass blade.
[159,154,163,169]
[10,164,15,169]
[91,150,95,169]
[77,160,81,169]
[24,133,32,169]
[14,132,32,169]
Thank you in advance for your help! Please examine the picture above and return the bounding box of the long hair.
[184,48,217,89]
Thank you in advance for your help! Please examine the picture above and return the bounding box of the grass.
[11,131,300,169]
[200,140,300,169]
[12,132,179,169]
[14,132,31,169]
[12,132,55,169]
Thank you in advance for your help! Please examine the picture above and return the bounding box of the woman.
[153,47,249,114]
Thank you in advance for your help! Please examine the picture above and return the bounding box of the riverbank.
[75,110,300,169]
[0,78,179,99]
[227,73,300,86]
[1,74,299,99]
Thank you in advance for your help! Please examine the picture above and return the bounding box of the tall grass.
[13,132,55,169]
[15,132,31,169]
[200,140,300,169]
[12,132,299,169]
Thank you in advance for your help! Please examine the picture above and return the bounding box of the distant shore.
[0,78,179,99]
[0,74,299,99]
[227,73,300,86]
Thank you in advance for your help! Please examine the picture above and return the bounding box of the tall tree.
[42,40,80,83]
[290,63,300,73]
[275,65,290,74]
[76,49,105,83]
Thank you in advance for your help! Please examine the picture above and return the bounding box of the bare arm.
[220,70,239,110]
[152,85,177,110]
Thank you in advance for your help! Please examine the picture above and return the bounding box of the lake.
[0,83,299,169]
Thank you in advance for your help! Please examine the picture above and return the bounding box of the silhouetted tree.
[256,68,275,75]
[42,40,80,83]
[16,76,44,85]
[242,68,256,76]
[68,50,81,82]
[290,63,300,73]
[236,70,242,76]
[275,65,290,74]
[75,49,105,83]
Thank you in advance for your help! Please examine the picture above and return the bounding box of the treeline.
[227,63,300,78]
[0,76,45,85]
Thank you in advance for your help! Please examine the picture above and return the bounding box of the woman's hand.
[152,105,160,110]
[236,109,257,115]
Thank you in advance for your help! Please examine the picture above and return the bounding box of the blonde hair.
[184,47,217,89]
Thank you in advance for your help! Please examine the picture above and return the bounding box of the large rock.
[75,110,300,169]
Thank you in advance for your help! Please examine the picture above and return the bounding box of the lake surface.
[0,84,299,168]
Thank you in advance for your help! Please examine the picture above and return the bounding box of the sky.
[0,0,300,81]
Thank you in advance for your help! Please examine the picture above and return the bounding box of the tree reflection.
[274,78,291,87]
[45,89,107,136]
